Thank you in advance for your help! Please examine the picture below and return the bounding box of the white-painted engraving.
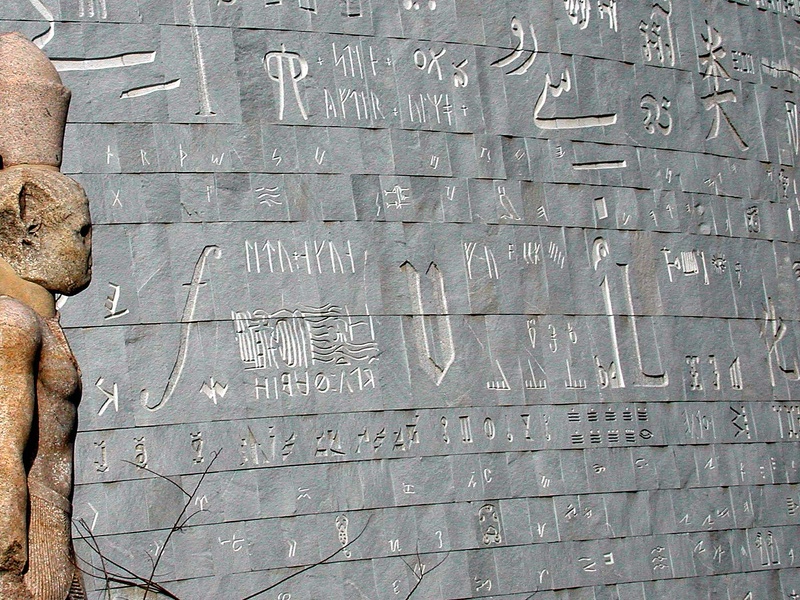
[534,70,618,130]
[402,262,455,386]
[264,45,309,120]
[141,246,222,411]
[492,17,538,76]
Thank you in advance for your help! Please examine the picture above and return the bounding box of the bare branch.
[143,449,221,600]
[73,523,180,599]
[404,552,449,600]
[239,515,373,600]
[121,461,190,497]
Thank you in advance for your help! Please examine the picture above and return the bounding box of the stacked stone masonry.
[2,0,800,598]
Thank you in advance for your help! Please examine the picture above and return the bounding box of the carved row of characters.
[82,402,800,480]
[94,164,800,247]
[79,232,800,433]
[78,445,800,543]
[19,0,797,159]
[71,479,800,594]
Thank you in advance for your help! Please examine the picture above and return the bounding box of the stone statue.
[0,32,91,600]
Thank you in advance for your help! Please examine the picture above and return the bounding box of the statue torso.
[26,310,81,500]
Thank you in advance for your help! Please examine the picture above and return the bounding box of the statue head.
[0,32,91,296]
[0,166,92,295]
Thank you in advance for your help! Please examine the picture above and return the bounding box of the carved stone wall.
[2,0,800,598]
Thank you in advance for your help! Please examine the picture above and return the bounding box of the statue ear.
[18,183,42,244]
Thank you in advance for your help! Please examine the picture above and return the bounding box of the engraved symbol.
[452,59,469,87]
[414,47,446,81]
[79,0,107,19]
[95,378,119,416]
[190,431,205,463]
[730,406,751,439]
[591,237,609,271]
[594,197,608,220]
[699,22,748,150]
[564,360,586,389]
[141,246,222,412]
[104,282,129,319]
[200,378,228,404]
[572,160,627,171]
[641,94,672,135]
[534,69,618,130]
[491,17,538,76]
[219,532,245,552]
[134,437,148,469]
[487,361,511,391]
[761,297,800,386]
[497,186,520,220]
[478,504,503,545]
[86,503,100,532]
[264,45,310,120]
[755,531,781,566]
[94,441,108,473]
[787,102,799,156]
[525,358,547,390]
[745,205,760,233]
[53,51,155,73]
[563,0,591,29]
[640,1,675,66]
[255,185,282,206]
[600,259,668,388]
[29,0,55,49]
[336,515,352,558]
[120,79,181,100]
[403,0,436,10]
[186,0,216,116]
[598,0,617,30]
[401,262,455,386]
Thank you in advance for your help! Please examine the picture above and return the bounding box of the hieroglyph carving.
[640,1,675,66]
[699,23,748,150]
[491,17,538,76]
[140,246,222,412]
[534,69,618,130]
[594,239,668,389]
[761,297,800,386]
[401,262,455,386]
[264,45,310,120]
[0,32,91,600]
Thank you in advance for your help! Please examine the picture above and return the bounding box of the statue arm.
[0,300,39,599]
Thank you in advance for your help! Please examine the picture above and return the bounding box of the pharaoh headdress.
[0,32,70,168]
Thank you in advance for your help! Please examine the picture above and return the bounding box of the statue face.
[0,166,92,295]
[31,179,92,295]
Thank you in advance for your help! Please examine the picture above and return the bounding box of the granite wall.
[2,0,800,598]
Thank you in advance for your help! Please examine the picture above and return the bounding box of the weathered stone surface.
[2,0,800,598]
[0,30,90,600]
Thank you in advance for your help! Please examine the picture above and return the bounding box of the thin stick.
[239,515,373,600]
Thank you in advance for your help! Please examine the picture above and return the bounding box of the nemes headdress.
[0,32,70,168]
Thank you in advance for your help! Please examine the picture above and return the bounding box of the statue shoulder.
[0,296,42,348]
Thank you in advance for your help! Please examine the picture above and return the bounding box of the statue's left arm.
[0,299,39,600]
